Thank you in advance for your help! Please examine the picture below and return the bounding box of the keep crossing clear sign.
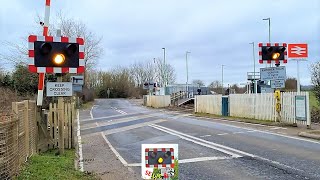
[46,82,73,97]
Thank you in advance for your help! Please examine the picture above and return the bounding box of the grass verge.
[193,112,295,127]
[308,130,320,135]
[309,91,319,109]
[16,149,97,180]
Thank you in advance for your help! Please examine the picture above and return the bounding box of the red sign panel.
[288,44,308,58]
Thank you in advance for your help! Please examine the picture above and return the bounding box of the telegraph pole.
[186,51,191,98]
[221,65,225,95]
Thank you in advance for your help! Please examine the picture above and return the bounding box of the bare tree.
[56,13,103,70]
[192,79,205,87]
[153,58,176,86]
[130,61,155,87]
[208,80,223,94]
[0,38,29,66]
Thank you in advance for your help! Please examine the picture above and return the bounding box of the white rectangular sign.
[260,66,286,81]
[295,95,307,121]
[46,82,73,97]
[71,76,84,85]
[271,80,285,88]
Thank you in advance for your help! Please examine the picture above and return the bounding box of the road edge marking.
[100,130,128,165]
[77,109,84,172]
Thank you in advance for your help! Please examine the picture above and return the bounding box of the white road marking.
[210,122,320,145]
[149,124,308,174]
[126,163,141,167]
[179,156,235,163]
[116,110,127,115]
[104,119,167,135]
[200,135,212,138]
[76,109,84,172]
[100,130,128,165]
[149,124,244,158]
[233,131,245,134]
[94,117,129,166]
[81,114,157,132]
[90,106,94,119]
[125,156,236,167]
[270,127,282,130]
[217,133,229,136]
[81,111,151,122]
[246,130,257,133]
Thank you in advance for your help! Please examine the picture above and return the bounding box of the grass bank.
[17,149,97,180]
[309,91,318,109]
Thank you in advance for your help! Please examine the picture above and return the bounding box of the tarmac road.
[80,99,320,180]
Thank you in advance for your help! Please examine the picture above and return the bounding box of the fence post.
[58,98,64,154]
[64,102,67,148]
[24,100,30,159]
[306,92,311,129]
[72,102,75,148]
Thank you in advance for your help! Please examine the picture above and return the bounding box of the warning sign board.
[46,82,73,97]
[260,66,286,81]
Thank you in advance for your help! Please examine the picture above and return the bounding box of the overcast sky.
[1,0,319,86]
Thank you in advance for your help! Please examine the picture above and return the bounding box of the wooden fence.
[229,93,276,121]
[0,99,76,180]
[195,92,311,127]
[195,95,222,115]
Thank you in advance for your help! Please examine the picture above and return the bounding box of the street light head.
[162,48,165,50]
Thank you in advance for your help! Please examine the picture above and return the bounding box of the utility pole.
[186,51,191,98]
[221,65,225,95]
[162,48,166,87]
[297,60,301,93]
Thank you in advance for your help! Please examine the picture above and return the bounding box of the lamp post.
[186,51,191,98]
[249,42,257,94]
[222,65,225,95]
[263,17,271,68]
[162,48,166,87]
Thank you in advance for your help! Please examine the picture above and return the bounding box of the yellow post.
[274,90,281,122]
